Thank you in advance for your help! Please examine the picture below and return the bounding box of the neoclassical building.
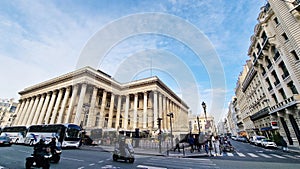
[13,66,189,135]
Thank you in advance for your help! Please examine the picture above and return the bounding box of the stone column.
[166,98,170,130]
[163,95,167,130]
[87,86,98,127]
[57,87,71,124]
[50,89,64,124]
[22,97,35,125]
[65,84,79,123]
[15,99,26,125]
[37,92,51,124]
[153,91,158,128]
[115,95,122,129]
[123,95,129,129]
[27,95,40,125]
[44,91,58,124]
[143,92,148,129]
[108,93,115,128]
[74,83,87,125]
[12,100,22,125]
[133,93,138,129]
[99,90,107,128]
[32,94,45,124]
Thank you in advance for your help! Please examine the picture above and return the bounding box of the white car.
[253,136,266,146]
[261,139,277,148]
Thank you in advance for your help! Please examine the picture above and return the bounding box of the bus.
[24,124,82,148]
[0,126,28,144]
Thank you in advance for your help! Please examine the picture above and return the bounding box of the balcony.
[282,73,290,80]
[270,94,300,114]
[274,80,280,86]
[250,106,270,121]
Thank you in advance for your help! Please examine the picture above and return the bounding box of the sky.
[0,0,266,123]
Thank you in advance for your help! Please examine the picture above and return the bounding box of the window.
[279,61,290,80]
[291,50,299,61]
[274,17,279,25]
[272,94,278,103]
[282,33,288,41]
[266,78,272,91]
[267,58,272,69]
[279,88,287,100]
[274,50,280,61]
[272,71,280,85]
[287,81,299,94]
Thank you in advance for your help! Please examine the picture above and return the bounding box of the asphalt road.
[0,141,300,169]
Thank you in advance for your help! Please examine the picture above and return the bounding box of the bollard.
[183,144,185,156]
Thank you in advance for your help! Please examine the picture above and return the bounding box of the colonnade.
[14,82,187,132]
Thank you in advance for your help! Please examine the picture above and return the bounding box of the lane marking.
[258,153,271,158]
[247,153,258,157]
[89,163,95,166]
[226,153,234,156]
[137,165,167,169]
[270,154,286,159]
[78,167,84,169]
[237,152,246,157]
[98,160,104,163]
[283,155,298,160]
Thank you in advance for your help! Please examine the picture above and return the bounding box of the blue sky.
[0,0,266,123]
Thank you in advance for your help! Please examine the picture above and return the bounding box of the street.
[1,139,300,169]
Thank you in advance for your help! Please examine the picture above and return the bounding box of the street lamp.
[167,112,174,148]
[201,101,207,121]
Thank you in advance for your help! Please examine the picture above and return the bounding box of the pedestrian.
[280,136,288,152]
[204,140,209,154]
[214,136,221,156]
[174,137,181,152]
[188,135,195,153]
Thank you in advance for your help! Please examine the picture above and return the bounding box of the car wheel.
[113,154,118,161]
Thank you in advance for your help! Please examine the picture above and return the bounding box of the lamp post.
[201,101,207,121]
[167,112,174,148]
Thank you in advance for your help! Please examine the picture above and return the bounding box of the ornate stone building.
[13,66,189,136]
[233,0,300,146]
[0,98,18,127]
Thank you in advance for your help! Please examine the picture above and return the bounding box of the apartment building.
[234,0,300,146]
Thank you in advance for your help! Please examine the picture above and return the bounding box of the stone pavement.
[80,145,210,158]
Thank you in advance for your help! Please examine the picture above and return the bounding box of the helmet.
[52,137,56,141]
[40,138,46,143]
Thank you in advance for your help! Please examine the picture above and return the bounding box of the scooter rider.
[48,137,57,154]
[33,137,50,163]
[119,136,126,156]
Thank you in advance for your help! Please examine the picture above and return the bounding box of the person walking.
[188,135,195,153]
[174,137,181,152]
[280,136,288,152]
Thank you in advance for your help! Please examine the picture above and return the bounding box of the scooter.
[25,147,52,169]
[50,145,62,163]
[112,141,134,163]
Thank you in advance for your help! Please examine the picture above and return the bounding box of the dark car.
[0,136,12,146]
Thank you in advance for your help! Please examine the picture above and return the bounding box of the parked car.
[0,136,12,146]
[249,136,255,145]
[261,139,277,148]
[253,136,266,146]
[231,136,237,141]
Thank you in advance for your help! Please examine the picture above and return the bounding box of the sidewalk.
[80,145,209,158]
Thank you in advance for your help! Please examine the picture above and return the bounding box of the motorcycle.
[25,147,52,169]
[221,141,234,152]
[112,139,135,163]
[49,143,62,163]
[50,142,62,163]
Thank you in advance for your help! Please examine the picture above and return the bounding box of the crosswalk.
[221,152,300,160]
[138,157,220,169]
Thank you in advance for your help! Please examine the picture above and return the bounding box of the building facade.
[13,66,189,136]
[233,0,300,146]
[0,98,18,127]
[188,114,216,136]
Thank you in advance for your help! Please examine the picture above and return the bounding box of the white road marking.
[258,153,272,158]
[78,167,84,169]
[237,152,246,157]
[98,160,104,163]
[89,163,95,166]
[137,165,167,169]
[283,154,299,159]
[226,152,234,156]
[270,154,286,159]
[247,153,258,157]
